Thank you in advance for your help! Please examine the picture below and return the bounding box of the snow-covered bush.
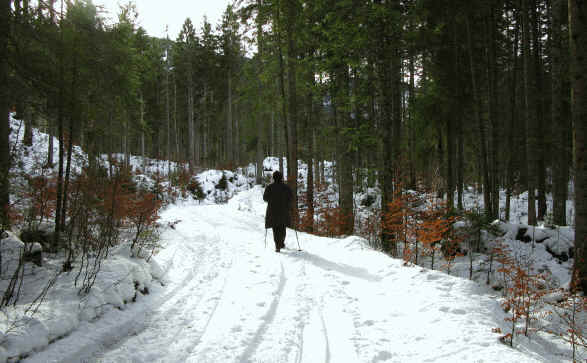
[187,177,205,201]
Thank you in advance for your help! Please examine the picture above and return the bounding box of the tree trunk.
[0,0,9,229]
[140,92,146,170]
[195,101,200,165]
[227,68,233,163]
[523,0,537,226]
[447,17,458,211]
[166,55,171,162]
[408,45,417,190]
[436,121,444,198]
[465,15,491,218]
[23,106,33,147]
[392,21,402,195]
[306,64,315,233]
[506,13,520,222]
[276,4,289,180]
[568,0,586,293]
[256,113,264,184]
[336,65,354,236]
[488,5,500,220]
[274,1,288,178]
[234,102,239,163]
[54,3,65,249]
[552,0,569,225]
[313,131,320,187]
[532,1,547,221]
[188,67,194,167]
[285,0,298,225]
[256,0,264,185]
[202,87,208,166]
[451,14,464,211]
[61,42,79,237]
[457,112,464,210]
[173,73,179,161]
[47,120,54,167]
[378,0,396,255]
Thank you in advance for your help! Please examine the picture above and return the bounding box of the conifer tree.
[551,0,570,226]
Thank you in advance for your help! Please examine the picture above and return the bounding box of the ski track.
[26,187,555,363]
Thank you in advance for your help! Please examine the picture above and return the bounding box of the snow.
[460,188,576,227]
[196,169,251,204]
[5,186,571,362]
[8,113,185,181]
[9,115,88,177]
[2,114,581,362]
[0,241,161,361]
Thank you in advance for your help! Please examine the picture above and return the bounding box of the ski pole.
[264,228,267,249]
[295,228,301,251]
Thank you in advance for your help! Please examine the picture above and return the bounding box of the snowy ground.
[3,115,580,362]
[8,114,185,181]
[19,186,571,363]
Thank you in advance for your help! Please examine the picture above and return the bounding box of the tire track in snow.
[238,262,287,362]
[26,221,227,363]
[318,303,332,363]
[173,204,291,362]
[292,261,309,363]
[92,217,235,361]
[290,255,332,363]
[135,227,235,358]
[295,251,361,363]
[170,257,233,361]
[247,246,335,363]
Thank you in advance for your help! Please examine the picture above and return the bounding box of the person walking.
[263,171,293,252]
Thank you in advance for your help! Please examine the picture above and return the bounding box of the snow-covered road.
[25,186,556,362]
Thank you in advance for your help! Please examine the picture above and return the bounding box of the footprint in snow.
[363,320,375,327]
[372,351,393,362]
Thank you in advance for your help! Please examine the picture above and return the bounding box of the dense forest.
[0,0,585,292]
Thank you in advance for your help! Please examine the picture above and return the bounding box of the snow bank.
[195,169,251,204]
[9,114,87,177]
[495,221,574,262]
[9,113,183,182]
[0,233,162,362]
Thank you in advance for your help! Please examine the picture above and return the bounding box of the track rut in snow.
[30,186,552,363]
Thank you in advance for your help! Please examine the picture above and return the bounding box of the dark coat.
[263,181,293,229]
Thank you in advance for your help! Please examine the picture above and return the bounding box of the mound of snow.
[0,233,162,362]
[196,169,251,203]
[495,222,574,262]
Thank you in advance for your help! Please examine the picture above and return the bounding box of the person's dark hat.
[273,170,283,182]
